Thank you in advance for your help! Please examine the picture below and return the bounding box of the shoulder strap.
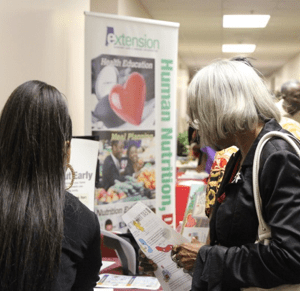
[252,131,300,243]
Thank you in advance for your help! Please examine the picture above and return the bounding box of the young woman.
[124,144,144,178]
[0,80,102,291]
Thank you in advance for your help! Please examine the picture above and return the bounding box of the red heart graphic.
[109,72,146,125]
[185,213,196,228]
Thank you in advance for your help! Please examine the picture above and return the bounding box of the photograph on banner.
[181,183,209,243]
[95,200,156,233]
[94,130,156,205]
[91,54,155,131]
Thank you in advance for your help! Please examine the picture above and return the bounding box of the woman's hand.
[171,237,204,272]
[138,249,157,276]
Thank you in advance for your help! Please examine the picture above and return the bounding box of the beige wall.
[90,0,118,14]
[90,0,151,18]
[266,52,300,93]
[0,0,89,135]
[118,0,152,18]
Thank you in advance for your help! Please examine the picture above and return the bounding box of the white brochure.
[122,202,192,291]
[96,274,160,290]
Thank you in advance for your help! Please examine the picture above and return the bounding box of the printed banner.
[85,12,179,231]
[65,138,99,211]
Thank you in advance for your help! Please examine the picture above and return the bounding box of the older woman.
[171,59,300,290]
[0,81,101,291]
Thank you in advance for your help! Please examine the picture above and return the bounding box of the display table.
[106,288,162,291]
[99,258,162,290]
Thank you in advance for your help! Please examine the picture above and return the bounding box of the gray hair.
[187,59,281,147]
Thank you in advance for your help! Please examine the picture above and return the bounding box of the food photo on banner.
[93,130,156,232]
[91,54,155,131]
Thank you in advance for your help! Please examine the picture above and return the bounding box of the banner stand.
[84,12,179,232]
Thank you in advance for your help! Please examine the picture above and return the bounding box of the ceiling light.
[222,44,256,53]
[223,15,270,28]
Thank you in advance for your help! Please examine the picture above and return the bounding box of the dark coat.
[101,155,125,190]
[52,192,102,291]
[192,119,300,291]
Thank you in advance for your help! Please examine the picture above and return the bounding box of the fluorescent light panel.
[222,44,256,53]
[223,15,270,28]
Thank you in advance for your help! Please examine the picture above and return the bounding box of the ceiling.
[140,0,300,78]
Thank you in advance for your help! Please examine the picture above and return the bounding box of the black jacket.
[52,192,102,291]
[192,119,300,290]
[101,155,125,190]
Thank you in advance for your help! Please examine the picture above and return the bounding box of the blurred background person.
[275,79,300,140]
[277,79,300,123]
[188,126,216,174]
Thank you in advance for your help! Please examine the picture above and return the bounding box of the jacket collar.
[242,118,282,166]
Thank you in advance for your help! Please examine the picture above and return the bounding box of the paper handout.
[96,274,160,290]
[122,202,192,291]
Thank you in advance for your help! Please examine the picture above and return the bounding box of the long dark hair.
[0,80,72,290]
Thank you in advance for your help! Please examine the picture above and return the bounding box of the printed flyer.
[122,202,192,291]
[85,13,179,230]
[96,274,160,290]
[181,183,209,243]
[65,138,99,211]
